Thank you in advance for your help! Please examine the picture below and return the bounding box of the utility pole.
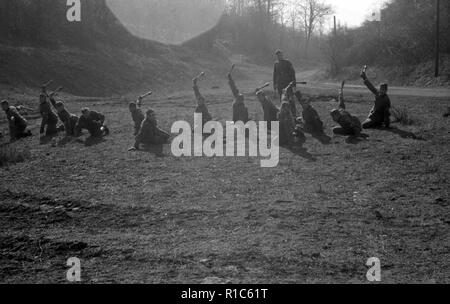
[435,0,440,77]
[333,16,337,37]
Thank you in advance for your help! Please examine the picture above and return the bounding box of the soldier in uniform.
[278,84,306,146]
[75,108,109,138]
[39,87,60,137]
[1,100,32,142]
[193,75,213,130]
[52,100,79,137]
[228,72,249,123]
[129,102,145,136]
[330,81,364,137]
[360,67,391,129]
[255,88,279,125]
[273,50,297,102]
[294,90,324,135]
[129,109,170,151]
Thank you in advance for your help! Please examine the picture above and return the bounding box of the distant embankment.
[0,0,229,97]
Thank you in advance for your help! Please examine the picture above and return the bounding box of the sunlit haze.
[325,0,385,28]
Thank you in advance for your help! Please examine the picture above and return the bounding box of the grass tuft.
[0,144,31,167]
[391,106,415,125]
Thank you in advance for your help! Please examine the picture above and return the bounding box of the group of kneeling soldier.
[127,64,392,152]
[2,65,392,152]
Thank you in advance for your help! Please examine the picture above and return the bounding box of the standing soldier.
[1,100,32,142]
[75,108,109,138]
[273,50,297,102]
[360,66,391,129]
[227,65,249,123]
[330,81,364,137]
[129,109,170,151]
[193,73,213,130]
[39,86,60,137]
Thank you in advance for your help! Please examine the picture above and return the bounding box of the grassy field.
[0,66,449,283]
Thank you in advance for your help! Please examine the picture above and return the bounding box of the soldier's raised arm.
[360,66,379,96]
[193,75,205,103]
[228,73,240,99]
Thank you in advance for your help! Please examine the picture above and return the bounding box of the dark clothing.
[295,92,323,134]
[75,111,106,137]
[363,79,391,128]
[49,97,79,136]
[131,108,145,136]
[228,76,249,123]
[39,99,59,136]
[278,102,296,145]
[135,118,170,147]
[256,91,279,123]
[4,106,29,140]
[273,59,296,98]
[332,126,357,136]
[193,84,212,127]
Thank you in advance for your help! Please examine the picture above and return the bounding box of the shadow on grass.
[284,145,316,162]
[85,136,107,147]
[310,132,332,145]
[345,134,370,145]
[138,144,166,158]
[39,135,57,145]
[379,126,425,141]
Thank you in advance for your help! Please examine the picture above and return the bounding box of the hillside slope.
[0,0,229,96]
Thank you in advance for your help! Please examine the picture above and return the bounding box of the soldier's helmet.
[1,100,9,110]
[39,93,47,103]
[330,109,341,121]
[237,94,244,102]
[146,109,155,116]
[55,101,65,108]
[81,107,90,115]
[129,102,137,110]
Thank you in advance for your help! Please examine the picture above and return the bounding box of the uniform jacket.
[273,59,296,91]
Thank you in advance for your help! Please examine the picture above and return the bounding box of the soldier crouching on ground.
[129,102,145,136]
[1,100,32,142]
[278,83,306,146]
[360,66,391,129]
[294,90,324,135]
[130,91,152,136]
[255,84,279,127]
[330,81,365,138]
[193,73,213,130]
[228,68,249,123]
[129,109,170,151]
[53,101,79,137]
[75,108,109,138]
[39,87,60,137]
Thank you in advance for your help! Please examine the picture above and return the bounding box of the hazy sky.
[326,0,384,27]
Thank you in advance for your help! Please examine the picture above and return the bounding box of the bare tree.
[295,0,333,58]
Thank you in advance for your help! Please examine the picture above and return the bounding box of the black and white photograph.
[0,0,449,288]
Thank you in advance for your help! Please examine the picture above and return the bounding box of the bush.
[0,144,31,167]
[391,106,414,125]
